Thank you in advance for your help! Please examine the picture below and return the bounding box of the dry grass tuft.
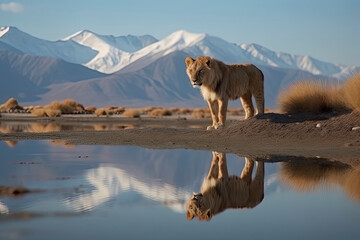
[94,106,125,116]
[278,81,345,114]
[148,108,172,117]
[227,108,244,116]
[95,107,110,116]
[122,109,141,118]
[85,106,97,114]
[191,108,211,119]
[31,107,61,117]
[0,98,23,111]
[341,73,360,111]
[46,99,84,114]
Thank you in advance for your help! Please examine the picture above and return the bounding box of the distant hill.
[0,50,106,103]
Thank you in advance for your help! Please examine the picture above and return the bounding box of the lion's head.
[186,192,213,221]
[185,56,214,88]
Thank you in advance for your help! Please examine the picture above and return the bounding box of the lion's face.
[186,193,212,221]
[185,56,212,88]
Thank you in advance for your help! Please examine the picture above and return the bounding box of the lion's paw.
[206,125,215,130]
[214,124,224,130]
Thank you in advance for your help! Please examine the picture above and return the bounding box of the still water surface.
[0,140,359,239]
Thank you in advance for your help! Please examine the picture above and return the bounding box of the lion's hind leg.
[241,157,255,184]
[253,89,264,115]
[240,92,255,119]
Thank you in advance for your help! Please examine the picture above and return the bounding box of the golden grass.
[227,108,244,116]
[95,106,125,116]
[0,98,23,111]
[191,108,211,119]
[46,99,84,114]
[95,107,110,116]
[31,107,61,117]
[278,81,346,114]
[122,109,141,118]
[85,106,97,113]
[341,73,360,111]
[148,108,172,117]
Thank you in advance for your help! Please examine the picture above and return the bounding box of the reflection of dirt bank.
[0,112,360,160]
[0,185,30,197]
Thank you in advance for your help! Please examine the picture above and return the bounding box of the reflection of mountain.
[0,201,9,214]
[64,166,191,213]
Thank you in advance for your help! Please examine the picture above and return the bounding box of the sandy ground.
[1,111,360,164]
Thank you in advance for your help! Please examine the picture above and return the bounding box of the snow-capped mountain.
[0,26,97,64]
[63,30,158,73]
[239,43,358,80]
[2,26,358,79]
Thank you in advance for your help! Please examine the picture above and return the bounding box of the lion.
[186,152,264,221]
[185,56,264,130]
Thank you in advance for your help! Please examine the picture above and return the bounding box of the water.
[0,140,359,240]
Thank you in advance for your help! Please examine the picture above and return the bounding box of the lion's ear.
[186,211,194,220]
[206,59,210,67]
[204,209,212,221]
[199,56,211,67]
[185,57,194,67]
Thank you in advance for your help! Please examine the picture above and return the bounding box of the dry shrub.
[122,109,140,118]
[95,107,110,116]
[46,99,84,114]
[227,108,244,116]
[148,108,172,117]
[176,108,192,115]
[31,107,61,117]
[341,73,360,111]
[85,106,97,113]
[192,108,211,119]
[278,81,345,114]
[0,98,23,111]
[140,107,157,114]
[113,107,125,114]
[95,106,125,116]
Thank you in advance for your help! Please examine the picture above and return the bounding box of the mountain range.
[1,26,359,108]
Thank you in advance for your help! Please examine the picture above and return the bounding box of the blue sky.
[1,0,359,66]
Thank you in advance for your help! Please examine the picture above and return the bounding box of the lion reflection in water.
[186,152,264,221]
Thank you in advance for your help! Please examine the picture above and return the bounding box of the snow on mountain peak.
[165,30,206,46]
[0,26,10,38]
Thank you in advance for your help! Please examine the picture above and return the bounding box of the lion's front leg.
[216,99,228,129]
[206,100,219,130]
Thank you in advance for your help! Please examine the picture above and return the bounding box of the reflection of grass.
[279,159,360,203]
[278,73,360,114]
